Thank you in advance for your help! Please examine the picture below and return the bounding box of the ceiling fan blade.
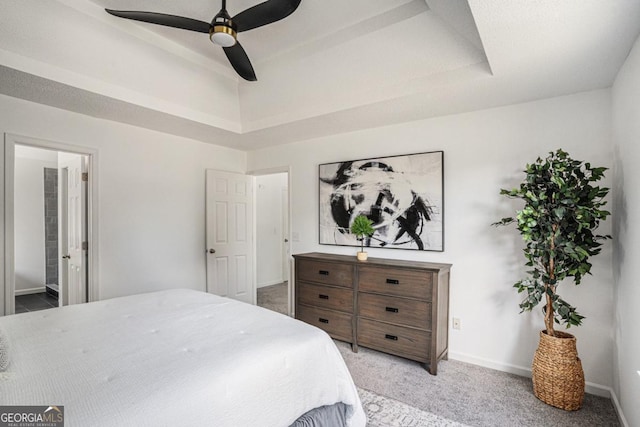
[232,0,302,33]
[105,9,211,33]
[223,42,257,81]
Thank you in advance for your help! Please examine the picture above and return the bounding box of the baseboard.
[257,279,285,289]
[448,351,612,398]
[449,351,532,378]
[610,388,629,427]
[15,287,46,296]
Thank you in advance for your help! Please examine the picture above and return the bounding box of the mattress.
[0,289,366,427]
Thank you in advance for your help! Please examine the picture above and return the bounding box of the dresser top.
[293,252,451,272]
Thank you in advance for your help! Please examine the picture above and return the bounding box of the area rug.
[358,387,470,427]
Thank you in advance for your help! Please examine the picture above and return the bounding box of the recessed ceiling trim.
[0,65,240,147]
[427,0,493,75]
[241,61,490,133]
[0,49,242,133]
[257,0,430,66]
[57,0,237,80]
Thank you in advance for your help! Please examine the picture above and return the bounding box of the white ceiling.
[0,0,639,151]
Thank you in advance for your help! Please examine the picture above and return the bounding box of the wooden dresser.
[293,252,451,375]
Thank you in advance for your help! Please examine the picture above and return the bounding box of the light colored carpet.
[261,288,619,426]
[337,341,620,427]
[359,387,470,427]
[257,282,288,315]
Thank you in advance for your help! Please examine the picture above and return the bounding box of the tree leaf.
[494,149,610,330]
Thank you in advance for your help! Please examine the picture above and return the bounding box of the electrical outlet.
[452,317,461,330]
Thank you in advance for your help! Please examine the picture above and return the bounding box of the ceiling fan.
[106,0,302,81]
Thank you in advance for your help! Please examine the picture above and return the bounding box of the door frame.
[247,166,292,316]
[2,133,99,316]
[281,187,289,283]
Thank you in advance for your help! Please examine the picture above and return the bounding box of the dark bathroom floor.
[15,292,59,313]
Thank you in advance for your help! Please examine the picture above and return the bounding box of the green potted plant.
[493,149,610,411]
[350,215,375,261]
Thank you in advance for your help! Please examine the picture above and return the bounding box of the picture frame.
[319,151,444,252]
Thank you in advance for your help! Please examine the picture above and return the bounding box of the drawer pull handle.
[386,279,399,285]
[319,270,330,276]
[385,307,399,313]
[319,318,329,324]
[385,334,398,341]
[319,294,329,300]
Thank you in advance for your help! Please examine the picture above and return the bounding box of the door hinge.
[82,172,89,182]
[82,241,88,251]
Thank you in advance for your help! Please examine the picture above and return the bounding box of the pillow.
[0,328,9,371]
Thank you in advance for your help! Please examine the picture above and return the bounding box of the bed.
[0,289,366,426]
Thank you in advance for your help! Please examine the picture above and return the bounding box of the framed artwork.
[319,151,444,252]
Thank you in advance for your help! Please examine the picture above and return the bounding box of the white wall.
[611,33,640,427]
[1,94,246,302]
[14,151,57,292]
[247,89,614,391]
[256,173,288,288]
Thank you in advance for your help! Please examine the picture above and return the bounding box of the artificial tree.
[494,149,610,337]
[350,215,375,259]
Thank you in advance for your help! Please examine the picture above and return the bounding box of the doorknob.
[208,248,216,254]
[62,255,71,259]
[284,239,289,243]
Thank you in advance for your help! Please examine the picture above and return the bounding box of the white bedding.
[0,289,366,427]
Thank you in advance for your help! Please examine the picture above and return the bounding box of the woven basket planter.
[532,330,585,411]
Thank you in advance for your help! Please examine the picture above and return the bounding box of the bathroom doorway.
[2,133,98,316]
[13,145,88,313]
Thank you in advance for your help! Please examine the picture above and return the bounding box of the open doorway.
[13,145,88,313]
[2,133,98,316]
[254,171,290,315]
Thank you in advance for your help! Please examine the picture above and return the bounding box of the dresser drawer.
[358,293,431,330]
[297,260,353,288]
[357,318,430,362]
[298,282,353,313]
[358,266,432,300]
[297,305,353,342]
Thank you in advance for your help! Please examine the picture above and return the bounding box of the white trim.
[289,257,295,317]
[610,388,629,427]
[0,138,4,317]
[247,166,292,177]
[55,0,236,79]
[257,279,286,288]
[584,382,615,399]
[3,133,99,316]
[449,350,532,377]
[15,287,46,296]
[3,137,15,316]
[449,350,612,398]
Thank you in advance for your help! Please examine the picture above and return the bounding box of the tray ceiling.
[0,0,639,150]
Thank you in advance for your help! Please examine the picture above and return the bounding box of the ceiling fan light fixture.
[105,0,303,81]
[210,25,237,47]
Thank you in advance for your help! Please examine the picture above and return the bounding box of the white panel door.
[206,170,254,304]
[59,153,86,306]
[282,187,290,283]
